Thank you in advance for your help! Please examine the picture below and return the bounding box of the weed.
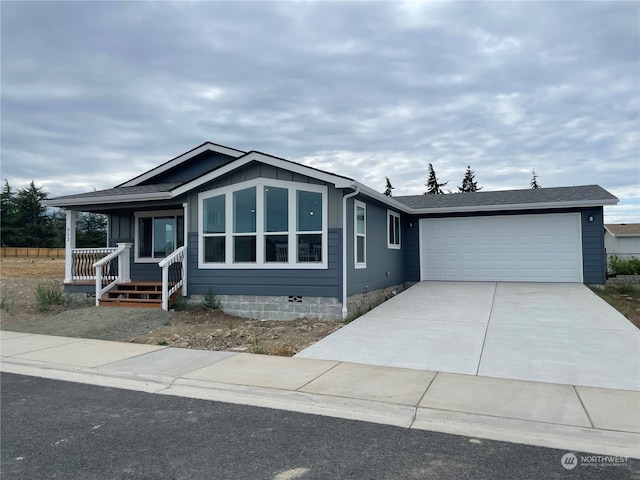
[173,297,189,312]
[157,341,169,346]
[268,344,296,357]
[35,281,65,312]
[609,256,640,275]
[251,334,265,354]
[202,288,221,310]
[614,283,640,297]
[0,295,13,312]
[344,307,364,324]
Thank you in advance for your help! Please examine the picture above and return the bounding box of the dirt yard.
[0,257,342,356]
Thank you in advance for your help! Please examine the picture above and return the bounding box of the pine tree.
[1,179,21,246]
[458,166,482,193]
[12,181,54,247]
[77,213,108,247]
[425,163,448,194]
[383,177,394,197]
[530,169,540,189]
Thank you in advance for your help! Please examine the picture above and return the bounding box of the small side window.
[388,210,401,249]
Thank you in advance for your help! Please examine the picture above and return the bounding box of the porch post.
[64,209,77,283]
[117,242,132,283]
[182,202,188,296]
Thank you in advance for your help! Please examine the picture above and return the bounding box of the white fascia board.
[604,225,616,237]
[46,192,173,208]
[172,151,354,196]
[409,198,619,215]
[118,143,245,188]
[351,182,412,213]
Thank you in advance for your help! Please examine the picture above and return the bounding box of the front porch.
[64,220,186,310]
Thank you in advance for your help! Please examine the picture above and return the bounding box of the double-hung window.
[199,179,327,269]
[135,210,184,262]
[354,200,366,268]
[387,210,401,249]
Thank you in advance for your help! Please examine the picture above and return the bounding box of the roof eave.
[46,192,173,208]
[350,182,412,213]
[408,198,618,215]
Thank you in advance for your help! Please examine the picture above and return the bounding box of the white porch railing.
[94,243,132,306]
[158,245,186,311]
[70,247,117,281]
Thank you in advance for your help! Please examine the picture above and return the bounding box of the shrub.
[35,281,65,312]
[609,256,640,275]
[202,288,221,310]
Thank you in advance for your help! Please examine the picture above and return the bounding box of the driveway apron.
[296,282,640,391]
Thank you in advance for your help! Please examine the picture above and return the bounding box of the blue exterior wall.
[345,195,405,296]
[187,229,342,297]
[405,206,607,285]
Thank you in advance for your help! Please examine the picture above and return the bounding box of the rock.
[179,342,190,348]
[222,330,232,338]
[212,329,224,337]
[171,334,180,340]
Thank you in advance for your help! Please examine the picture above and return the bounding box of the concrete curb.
[2,354,638,459]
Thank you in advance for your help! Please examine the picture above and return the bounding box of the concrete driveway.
[296,282,640,391]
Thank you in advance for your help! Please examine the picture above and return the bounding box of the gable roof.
[605,223,640,237]
[117,142,245,188]
[47,142,619,213]
[394,185,618,213]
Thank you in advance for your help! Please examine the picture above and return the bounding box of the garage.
[419,213,583,282]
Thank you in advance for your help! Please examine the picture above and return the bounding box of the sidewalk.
[1,330,638,459]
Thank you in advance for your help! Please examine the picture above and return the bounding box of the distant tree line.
[383,167,541,195]
[1,180,107,248]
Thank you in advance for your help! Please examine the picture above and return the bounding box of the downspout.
[182,202,188,296]
[342,186,360,319]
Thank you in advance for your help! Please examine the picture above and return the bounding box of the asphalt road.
[1,373,637,480]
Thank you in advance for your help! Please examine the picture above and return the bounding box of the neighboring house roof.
[605,223,640,237]
[394,185,618,213]
[47,142,619,213]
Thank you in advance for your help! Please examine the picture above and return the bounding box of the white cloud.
[0,1,638,222]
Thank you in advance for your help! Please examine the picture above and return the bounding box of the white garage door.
[420,213,583,282]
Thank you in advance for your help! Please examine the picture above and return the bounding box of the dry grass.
[591,284,640,329]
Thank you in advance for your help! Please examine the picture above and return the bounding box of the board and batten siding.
[187,229,342,298]
[405,207,607,285]
[139,150,237,185]
[186,162,344,232]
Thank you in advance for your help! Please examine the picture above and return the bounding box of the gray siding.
[406,207,607,285]
[187,229,341,297]
[580,207,606,284]
[139,151,236,185]
[346,196,405,295]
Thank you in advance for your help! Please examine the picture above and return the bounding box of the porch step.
[99,281,164,309]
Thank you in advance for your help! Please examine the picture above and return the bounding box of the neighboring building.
[605,223,640,259]
[48,142,618,319]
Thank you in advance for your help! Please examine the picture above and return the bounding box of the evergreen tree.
[1,179,21,246]
[530,169,541,189]
[458,166,482,193]
[383,177,394,197]
[425,163,448,194]
[77,212,108,247]
[12,181,54,247]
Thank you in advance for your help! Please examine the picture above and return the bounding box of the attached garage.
[419,213,583,282]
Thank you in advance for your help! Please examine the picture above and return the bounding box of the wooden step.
[99,298,162,309]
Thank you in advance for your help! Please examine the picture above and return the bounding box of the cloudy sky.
[1,1,638,221]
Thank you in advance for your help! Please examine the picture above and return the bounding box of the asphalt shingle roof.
[394,185,617,210]
[50,183,182,201]
[605,223,640,235]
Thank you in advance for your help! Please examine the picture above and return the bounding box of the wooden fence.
[1,247,66,258]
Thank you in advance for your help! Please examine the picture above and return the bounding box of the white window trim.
[354,200,366,269]
[198,178,328,269]
[387,210,401,249]
[134,209,184,263]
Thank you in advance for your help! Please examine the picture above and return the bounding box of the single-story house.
[604,223,640,259]
[48,142,618,320]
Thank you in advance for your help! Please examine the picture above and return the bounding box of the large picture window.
[199,179,327,269]
[135,210,184,262]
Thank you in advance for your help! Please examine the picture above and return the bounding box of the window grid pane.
[233,187,256,234]
[265,186,288,233]
[297,190,322,232]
